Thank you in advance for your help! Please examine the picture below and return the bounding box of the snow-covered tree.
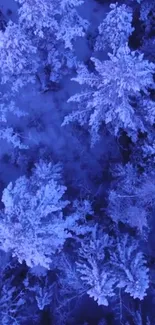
[108,163,155,233]
[110,235,149,300]
[0,279,23,325]
[44,42,77,83]
[50,254,84,325]
[53,0,89,50]
[76,226,149,305]
[0,22,38,92]
[95,3,134,53]
[76,226,116,306]
[16,0,88,49]
[0,161,71,268]
[15,0,58,39]
[0,257,41,325]
[63,44,155,144]
[0,160,95,268]
[24,275,54,311]
[0,269,29,325]
[15,0,88,84]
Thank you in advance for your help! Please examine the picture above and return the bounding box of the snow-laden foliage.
[0,259,41,325]
[76,228,149,305]
[0,160,95,268]
[0,275,26,325]
[76,226,116,306]
[108,163,155,233]
[45,42,78,83]
[63,44,155,144]
[48,254,85,325]
[0,161,71,268]
[95,3,134,53]
[0,99,28,148]
[65,199,94,236]
[24,275,54,311]
[16,0,88,49]
[15,0,88,85]
[0,22,38,92]
[0,100,25,124]
[0,128,26,149]
[53,0,89,50]
[0,0,154,322]
[110,235,149,299]
[15,0,58,38]
[57,254,84,296]
[34,282,53,311]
